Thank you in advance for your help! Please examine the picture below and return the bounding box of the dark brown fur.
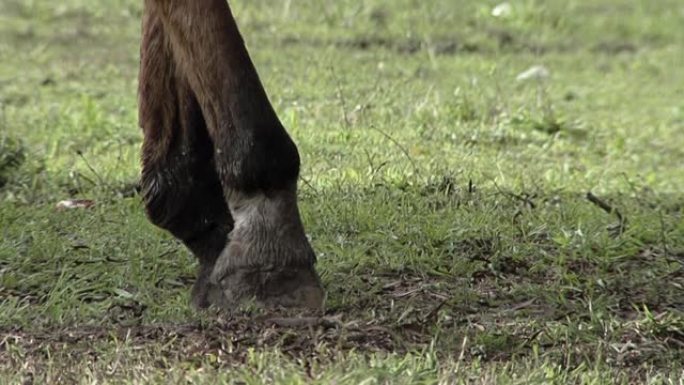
[138,0,323,310]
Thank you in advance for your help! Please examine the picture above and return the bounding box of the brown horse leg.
[146,0,324,310]
[139,2,232,309]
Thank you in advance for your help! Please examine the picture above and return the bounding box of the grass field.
[1,0,683,383]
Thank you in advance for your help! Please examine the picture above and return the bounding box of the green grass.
[1,0,683,383]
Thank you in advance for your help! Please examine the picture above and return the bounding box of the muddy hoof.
[214,266,324,310]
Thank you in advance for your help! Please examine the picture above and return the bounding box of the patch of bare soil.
[2,247,682,372]
[0,314,398,373]
[0,272,529,370]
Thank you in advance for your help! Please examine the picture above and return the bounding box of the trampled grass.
[1,0,683,383]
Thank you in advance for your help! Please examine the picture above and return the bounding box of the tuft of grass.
[0,135,25,188]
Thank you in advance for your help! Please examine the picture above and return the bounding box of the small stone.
[491,2,513,18]
[55,199,95,210]
[516,65,550,81]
